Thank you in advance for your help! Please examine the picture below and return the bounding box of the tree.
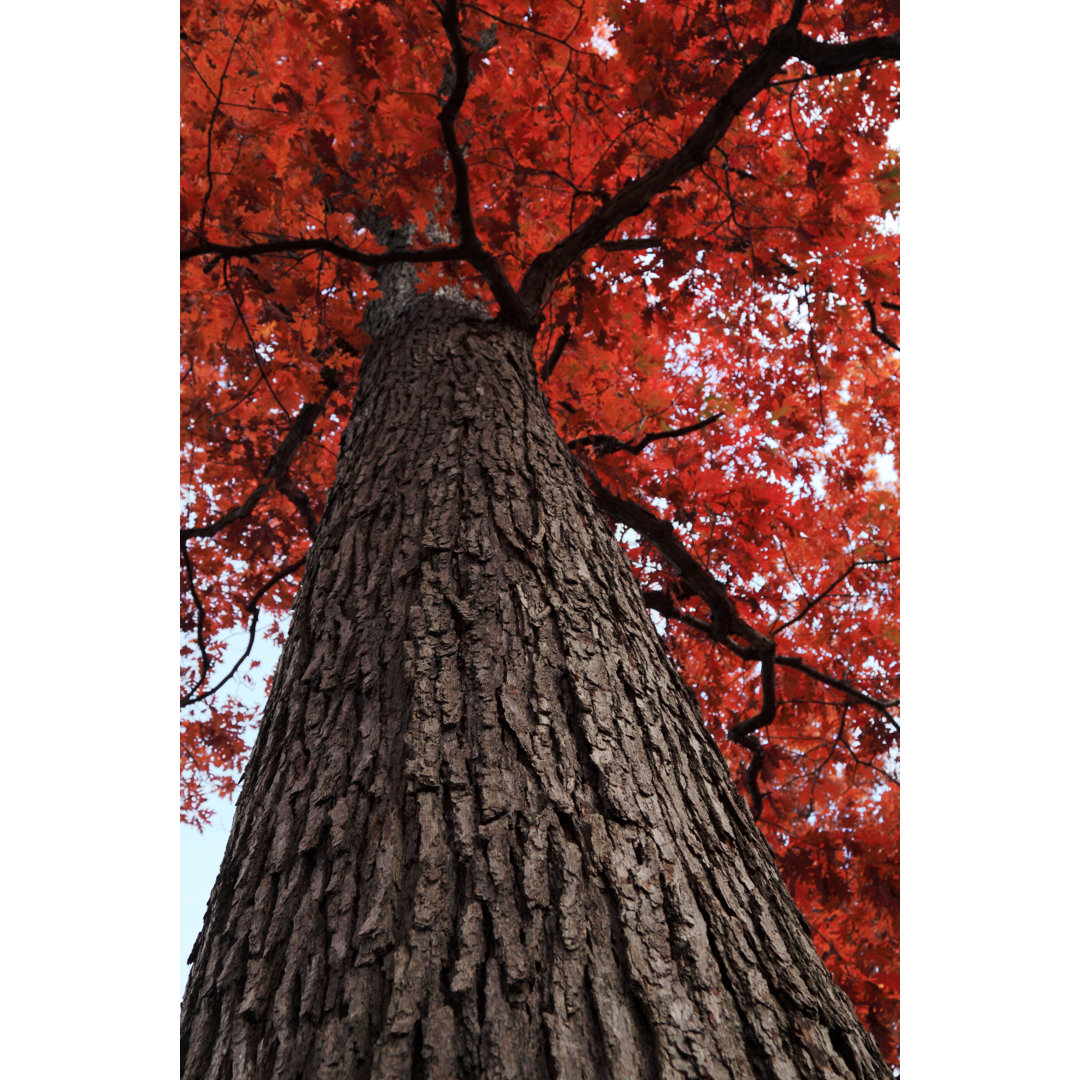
[181,1,900,1075]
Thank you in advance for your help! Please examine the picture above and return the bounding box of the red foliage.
[181,0,899,1061]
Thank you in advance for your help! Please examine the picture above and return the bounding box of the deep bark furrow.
[181,296,890,1079]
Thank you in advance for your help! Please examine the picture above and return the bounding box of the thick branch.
[588,477,748,643]
[438,0,535,327]
[735,645,776,820]
[539,327,570,381]
[181,236,467,268]
[518,24,898,311]
[863,299,900,350]
[593,473,899,817]
[274,475,321,539]
[785,27,899,76]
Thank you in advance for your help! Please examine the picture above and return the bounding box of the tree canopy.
[181,0,899,1060]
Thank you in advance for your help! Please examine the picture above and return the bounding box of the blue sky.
[180,791,234,1002]
[181,627,284,1001]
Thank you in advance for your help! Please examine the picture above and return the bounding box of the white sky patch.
[590,18,618,58]
[871,450,899,488]
[616,523,668,636]
[876,209,899,237]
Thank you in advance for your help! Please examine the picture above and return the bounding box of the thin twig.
[774,556,897,633]
[181,557,306,706]
[181,367,342,542]
[569,412,723,456]
[863,299,899,350]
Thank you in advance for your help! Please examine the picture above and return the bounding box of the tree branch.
[863,299,900,350]
[539,327,570,381]
[193,0,258,240]
[774,655,898,729]
[181,367,340,542]
[437,0,535,328]
[597,237,666,252]
[588,476,748,643]
[645,586,898,730]
[774,556,898,633]
[785,26,899,77]
[181,540,213,701]
[517,22,898,311]
[180,557,306,707]
[641,586,775,818]
[591,473,899,817]
[181,236,468,268]
[274,475,321,539]
[569,412,723,457]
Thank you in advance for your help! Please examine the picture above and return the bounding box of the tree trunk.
[181,294,891,1080]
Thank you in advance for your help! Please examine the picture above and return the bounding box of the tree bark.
[181,294,891,1080]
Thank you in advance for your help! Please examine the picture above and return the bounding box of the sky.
[180,792,234,1001]
[180,628,283,1002]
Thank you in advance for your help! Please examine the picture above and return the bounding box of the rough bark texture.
[181,294,891,1080]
